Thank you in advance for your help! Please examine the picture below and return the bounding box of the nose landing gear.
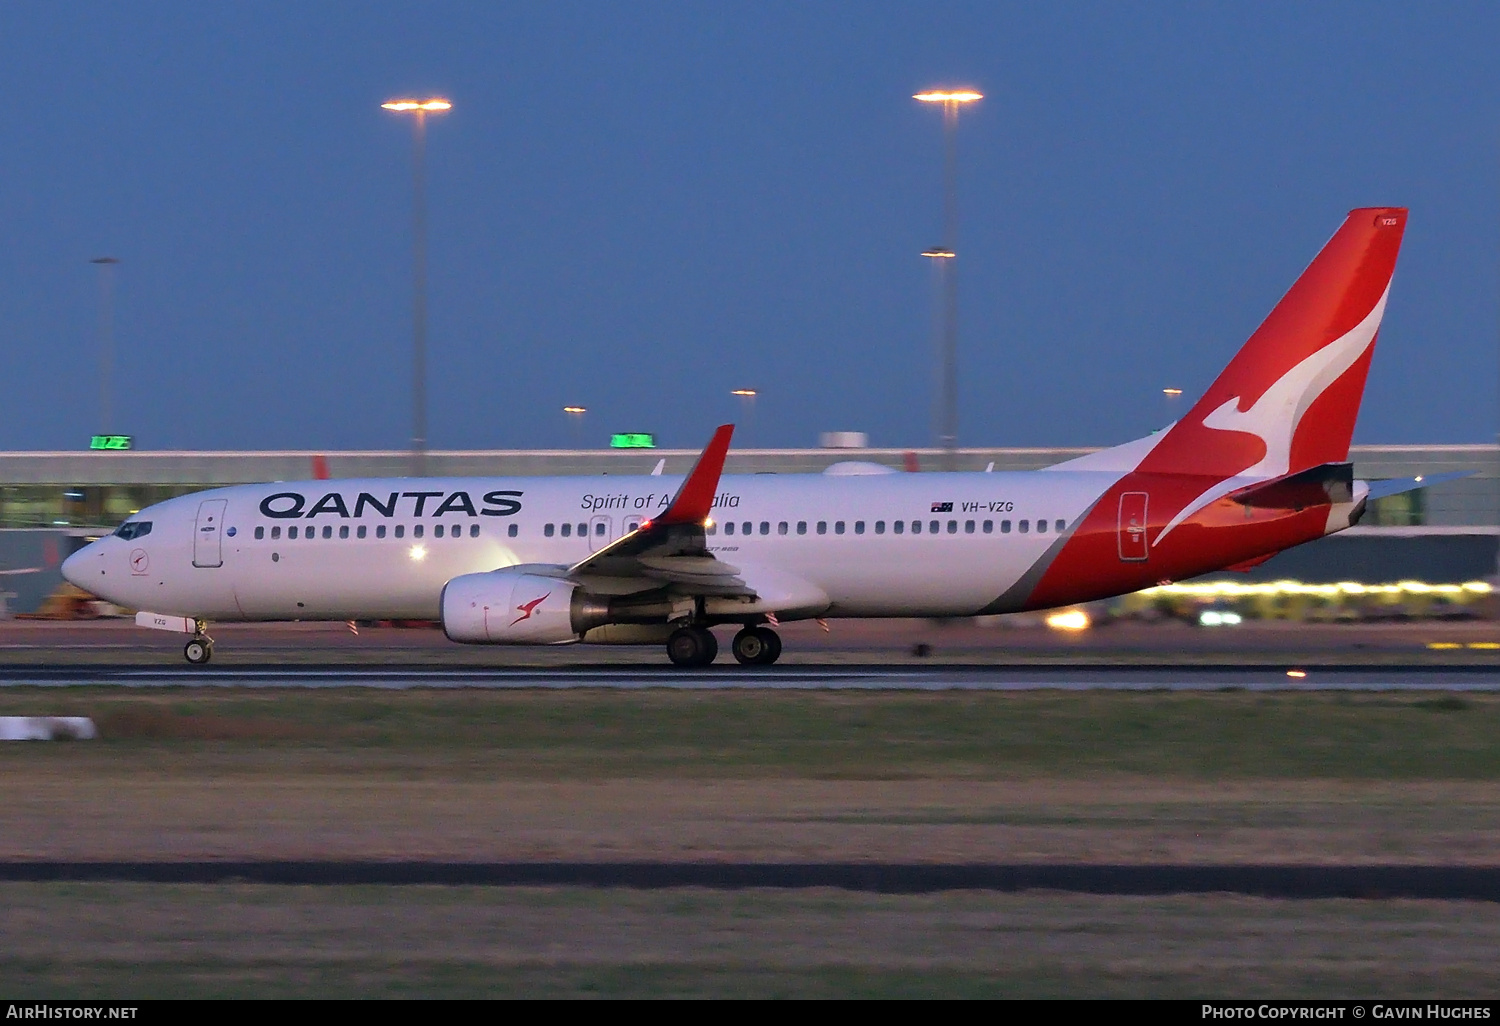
[184,621,214,665]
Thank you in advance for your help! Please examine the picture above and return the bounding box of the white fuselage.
[63,469,1120,622]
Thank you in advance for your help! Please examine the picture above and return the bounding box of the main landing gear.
[665,625,782,667]
[183,621,214,665]
[731,626,782,666]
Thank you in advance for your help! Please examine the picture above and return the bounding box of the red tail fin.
[1140,207,1407,481]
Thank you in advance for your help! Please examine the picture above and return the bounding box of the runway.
[4,663,1500,690]
[1,861,1497,899]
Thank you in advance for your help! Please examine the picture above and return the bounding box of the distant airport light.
[731,389,757,397]
[89,434,133,451]
[610,433,656,449]
[562,406,587,415]
[913,91,983,104]
[921,248,956,259]
[1163,388,1183,396]
[382,99,452,112]
[1045,609,1090,631]
[1286,669,1308,679]
[1140,579,1492,599]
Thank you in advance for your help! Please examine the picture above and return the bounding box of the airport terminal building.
[0,443,1494,614]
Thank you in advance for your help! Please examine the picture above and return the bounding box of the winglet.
[654,425,733,526]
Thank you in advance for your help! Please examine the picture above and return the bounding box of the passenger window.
[947,520,957,534]
[357,525,367,539]
[339,525,349,539]
[595,522,605,536]
[507,524,517,538]
[1001,520,1011,534]
[271,526,281,540]
[835,521,845,535]
[759,522,769,535]
[741,522,751,535]
[817,521,827,535]
[318,525,329,539]
[435,524,445,538]
[415,525,425,539]
[1037,520,1048,534]
[983,520,993,534]
[289,526,298,539]
[578,523,587,536]
[854,521,865,534]
[893,520,904,535]
[797,522,807,535]
[911,521,921,534]
[1056,519,1066,533]
[395,525,405,539]
[306,527,315,540]
[254,526,264,540]
[707,524,717,535]
[1019,520,1030,534]
[778,522,788,535]
[471,524,481,538]
[875,521,885,534]
[929,520,939,534]
[725,522,735,535]
[545,524,555,537]
[964,520,975,534]
[376,525,386,539]
[561,523,571,538]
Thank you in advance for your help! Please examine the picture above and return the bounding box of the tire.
[184,639,212,665]
[754,626,782,665]
[732,628,766,665]
[667,627,718,667]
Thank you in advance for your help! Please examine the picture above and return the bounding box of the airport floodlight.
[382,97,451,476]
[730,389,757,397]
[382,99,453,112]
[563,406,587,414]
[915,88,981,470]
[1163,388,1183,396]
[913,90,983,104]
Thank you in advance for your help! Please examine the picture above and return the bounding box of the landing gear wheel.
[667,626,718,667]
[733,627,782,666]
[184,638,213,665]
[754,626,782,665]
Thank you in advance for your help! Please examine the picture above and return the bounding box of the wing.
[567,424,753,597]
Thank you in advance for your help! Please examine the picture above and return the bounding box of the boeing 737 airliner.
[64,207,1442,666]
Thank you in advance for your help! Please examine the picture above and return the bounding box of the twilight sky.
[1,2,1497,452]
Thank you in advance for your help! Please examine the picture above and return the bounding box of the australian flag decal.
[931,501,953,513]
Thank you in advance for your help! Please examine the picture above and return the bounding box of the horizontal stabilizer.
[1225,462,1354,510]
[1363,470,1472,502]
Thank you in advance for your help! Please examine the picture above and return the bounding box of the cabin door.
[193,499,228,568]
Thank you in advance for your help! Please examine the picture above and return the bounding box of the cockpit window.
[113,521,152,541]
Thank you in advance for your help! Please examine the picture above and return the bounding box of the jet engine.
[441,570,609,644]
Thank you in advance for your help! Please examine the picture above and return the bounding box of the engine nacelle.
[441,570,608,644]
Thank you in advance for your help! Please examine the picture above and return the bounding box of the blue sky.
[1,2,1497,451]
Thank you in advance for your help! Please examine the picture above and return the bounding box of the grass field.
[3,687,1499,996]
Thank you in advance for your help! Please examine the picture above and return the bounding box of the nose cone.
[61,543,93,588]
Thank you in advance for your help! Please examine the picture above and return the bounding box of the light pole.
[90,257,119,435]
[382,97,452,477]
[563,406,587,448]
[732,389,757,445]
[915,89,981,471]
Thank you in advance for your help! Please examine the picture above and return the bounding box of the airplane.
[63,206,1453,667]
